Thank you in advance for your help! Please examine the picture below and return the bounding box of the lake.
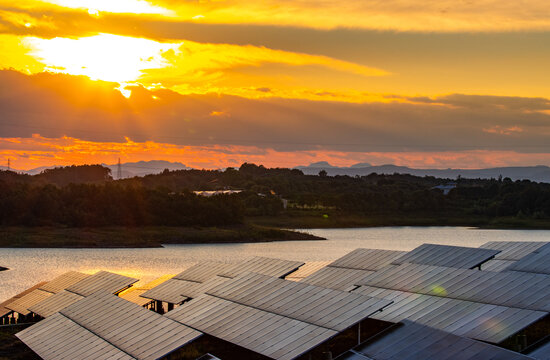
[1,226,549,301]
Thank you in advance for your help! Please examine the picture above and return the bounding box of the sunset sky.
[1,1,550,170]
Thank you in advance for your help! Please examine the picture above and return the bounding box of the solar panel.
[298,249,404,291]
[285,261,332,281]
[508,244,550,275]
[528,340,550,360]
[65,270,139,296]
[481,259,516,272]
[38,271,90,294]
[338,320,534,360]
[300,267,374,291]
[391,244,500,269]
[28,290,83,318]
[140,278,190,304]
[141,276,231,304]
[329,249,407,271]
[218,257,304,279]
[6,289,53,315]
[16,313,135,360]
[0,282,48,318]
[119,275,174,306]
[356,263,550,312]
[354,286,547,344]
[480,241,549,260]
[206,273,392,332]
[174,262,234,282]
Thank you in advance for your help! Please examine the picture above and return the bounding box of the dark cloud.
[1,70,550,153]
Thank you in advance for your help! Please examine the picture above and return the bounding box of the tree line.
[2,162,550,227]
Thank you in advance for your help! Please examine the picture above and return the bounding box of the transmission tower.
[7,158,10,171]
[117,158,122,180]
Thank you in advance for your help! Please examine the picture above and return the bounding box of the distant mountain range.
[0,160,191,179]
[296,162,550,183]
[3,160,550,182]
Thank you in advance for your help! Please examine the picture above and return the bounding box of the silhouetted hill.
[296,163,550,183]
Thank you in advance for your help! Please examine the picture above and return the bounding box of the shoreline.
[0,225,324,249]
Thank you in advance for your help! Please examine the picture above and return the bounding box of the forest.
[2,163,550,228]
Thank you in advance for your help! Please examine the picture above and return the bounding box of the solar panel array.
[66,270,139,296]
[356,263,550,311]
[391,244,500,269]
[206,273,392,331]
[337,320,535,360]
[167,273,392,360]
[301,249,404,291]
[354,285,547,344]
[142,257,304,304]
[17,291,203,360]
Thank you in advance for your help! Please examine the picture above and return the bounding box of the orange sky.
[1,0,550,170]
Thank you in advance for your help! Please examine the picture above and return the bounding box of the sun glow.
[42,0,172,15]
[25,34,180,83]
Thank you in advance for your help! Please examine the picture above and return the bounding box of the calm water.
[1,227,549,301]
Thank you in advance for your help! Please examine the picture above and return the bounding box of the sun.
[25,34,180,84]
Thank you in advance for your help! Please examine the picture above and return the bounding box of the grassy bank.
[0,225,324,248]
[252,210,550,230]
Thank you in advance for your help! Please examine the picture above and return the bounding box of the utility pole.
[117,158,122,180]
[7,158,10,171]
